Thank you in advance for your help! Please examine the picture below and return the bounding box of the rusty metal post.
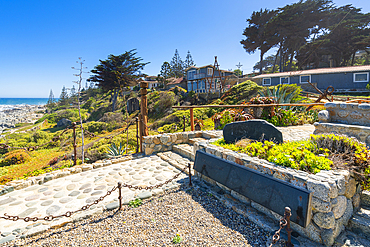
[188,163,192,186]
[183,115,186,132]
[306,93,308,98]
[72,122,77,166]
[118,182,123,210]
[285,207,293,247]
[135,117,139,153]
[140,81,149,136]
[190,108,194,131]
[331,95,333,102]
[139,81,149,153]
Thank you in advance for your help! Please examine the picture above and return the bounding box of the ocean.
[0,98,49,105]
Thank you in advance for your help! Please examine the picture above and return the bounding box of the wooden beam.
[190,108,194,131]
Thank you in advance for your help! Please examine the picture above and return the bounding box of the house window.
[300,75,311,84]
[207,68,213,76]
[262,78,271,86]
[280,77,289,84]
[354,72,369,82]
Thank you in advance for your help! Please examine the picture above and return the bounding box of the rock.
[321,228,334,246]
[137,191,152,199]
[332,196,347,219]
[360,190,370,207]
[312,212,335,229]
[0,235,16,244]
[352,193,360,209]
[307,180,331,202]
[318,110,330,123]
[46,205,61,215]
[312,197,331,213]
[336,176,346,196]
[344,178,356,199]
[106,201,120,210]
[57,118,72,128]
[337,199,353,226]
[223,119,283,144]
[159,135,170,144]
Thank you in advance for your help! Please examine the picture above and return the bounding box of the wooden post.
[72,122,77,166]
[331,95,333,102]
[190,108,194,131]
[139,81,149,153]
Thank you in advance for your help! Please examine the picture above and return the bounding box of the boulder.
[57,118,72,128]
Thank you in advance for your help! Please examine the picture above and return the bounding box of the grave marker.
[223,119,283,144]
[194,150,312,227]
[127,98,140,114]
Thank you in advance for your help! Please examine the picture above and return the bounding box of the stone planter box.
[193,139,361,246]
[315,102,370,146]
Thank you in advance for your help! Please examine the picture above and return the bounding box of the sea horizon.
[0,98,53,106]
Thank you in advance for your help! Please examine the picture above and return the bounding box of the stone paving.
[0,155,187,243]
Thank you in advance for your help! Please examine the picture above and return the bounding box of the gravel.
[0,184,284,247]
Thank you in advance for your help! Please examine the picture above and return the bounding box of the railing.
[173,103,326,131]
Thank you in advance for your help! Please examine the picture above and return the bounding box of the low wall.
[142,131,222,156]
[316,102,370,146]
[193,140,361,246]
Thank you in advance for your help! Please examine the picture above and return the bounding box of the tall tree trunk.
[112,89,118,112]
[272,46,281,73]
[351,52,356,66]
[259,51,264,74]
[288,53,294,71]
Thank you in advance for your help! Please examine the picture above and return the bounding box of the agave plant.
[106,143,126,158]
[260,85,302,109]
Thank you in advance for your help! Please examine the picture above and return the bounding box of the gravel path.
[0,185,282,247]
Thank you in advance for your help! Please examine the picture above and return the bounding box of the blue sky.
[0,0,368,97]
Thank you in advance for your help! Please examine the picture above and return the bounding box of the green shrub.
[86,121,108,134]
[221,80,263,104]
[0,150,31,167]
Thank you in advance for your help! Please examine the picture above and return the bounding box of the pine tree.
[46,89,55,108]
[184,51,195,69]
[70,85,76,97]
[59,86,69,105]
[170,49,184,78]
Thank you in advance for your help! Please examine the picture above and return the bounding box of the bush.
[0,150,31,166]
[221,80,263,104]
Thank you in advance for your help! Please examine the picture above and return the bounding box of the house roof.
[253,65,370,79]
[185,65,232,73]
[167,77,184,85]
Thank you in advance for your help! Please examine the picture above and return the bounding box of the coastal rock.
[57,118,72,128]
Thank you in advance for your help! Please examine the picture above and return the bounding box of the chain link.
[0,163,188,223]
[269,215,288,246]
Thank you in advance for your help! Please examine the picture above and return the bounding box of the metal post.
[285,207,293,247]
[140,81,149,136]
[190,108,194,131]
[72,122,77,166]
[188,163,192,186]
[183,115,186,132]
[118,182,123,210]
[135,117,139,153]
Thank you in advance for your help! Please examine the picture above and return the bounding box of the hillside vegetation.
[0,81,319,184]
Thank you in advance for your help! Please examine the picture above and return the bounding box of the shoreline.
[0,104,45,135]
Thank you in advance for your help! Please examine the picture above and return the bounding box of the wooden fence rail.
[172,103,326,131]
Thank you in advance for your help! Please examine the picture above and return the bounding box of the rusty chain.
[0,163,189,223]
[121,164,188,191]
[0,185,118,222]
[269,217,288,246]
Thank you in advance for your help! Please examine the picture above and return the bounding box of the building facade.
[252,65,370,92]
[186,65,234,93]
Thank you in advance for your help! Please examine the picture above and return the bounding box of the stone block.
[337,199,353,226]
[312,197,331,213]
[336,176,346,195]
[344,178,356,199]
[318,110,330,123]
[307,179,331,202]
[352,193,360,209]
[159,135,170,144]
[312,212,335,229]
[321,228,335,246]
[332,196,347,219]
[153,137,160,144]
[360,190,370,207]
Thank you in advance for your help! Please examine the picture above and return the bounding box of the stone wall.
[193,140,361,246]
[142,131,222,156]
[315,102,370,146]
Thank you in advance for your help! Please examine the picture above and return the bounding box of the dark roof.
[253,65,370,79]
